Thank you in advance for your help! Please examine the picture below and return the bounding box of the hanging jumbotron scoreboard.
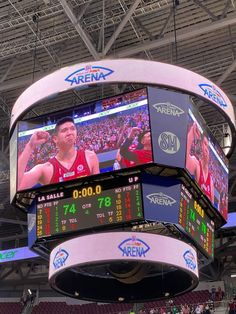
[10,59,235,302]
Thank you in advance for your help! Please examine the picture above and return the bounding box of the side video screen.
[17,88,153,192]
[185,109,228,221]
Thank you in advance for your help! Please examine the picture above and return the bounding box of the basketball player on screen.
[186,122,214,203]
[17,117,100,190]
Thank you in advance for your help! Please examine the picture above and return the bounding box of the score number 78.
[98,197,112,208]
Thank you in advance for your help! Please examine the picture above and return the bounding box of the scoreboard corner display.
[35,175,214,259]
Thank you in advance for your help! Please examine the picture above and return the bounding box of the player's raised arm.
[17,131,50,189]
[85,150,100,175]
[120,127,141,162]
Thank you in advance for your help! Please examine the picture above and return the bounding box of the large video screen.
[16,88,153,192]
[185,108,228,221]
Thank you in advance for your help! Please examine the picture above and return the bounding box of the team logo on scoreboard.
[199,83,227,108]
[152,102,184,117]
[118,236,150,258]
[158,131,180,154]
[65,65,114,86]
[183,250,196,271]
[53,248,69,270]
[146,192,176,206]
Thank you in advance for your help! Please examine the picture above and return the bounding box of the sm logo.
[158,132,180,154]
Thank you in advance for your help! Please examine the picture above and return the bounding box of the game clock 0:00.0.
[72,185,102,198]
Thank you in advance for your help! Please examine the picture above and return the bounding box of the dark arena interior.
[1,1,236,314]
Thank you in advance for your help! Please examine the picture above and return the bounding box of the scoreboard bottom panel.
[35,174,215,259]
[49,232,199,302]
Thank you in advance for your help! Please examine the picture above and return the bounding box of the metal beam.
[0,267,15,281]
[77,1,92,21]
[0,59,17,83]
[227,93,236,102]
[118,0,152,60]
[216,59,236,85]
[59,0,100,60]
[220,0,232,18]
[1,13,236,93]
[229,196,236,202]
[0,232,27,242]
[0,72,43,92]
[0,218,27,226]
[156,7,174,39]
[114,12,236,57]
[8,0,57,65]
[103,0,142,56]
[192,0,218,21]
[0,170,10,184]
[0,95,11,117]
[0,151,9,166]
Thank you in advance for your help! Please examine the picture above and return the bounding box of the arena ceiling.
[0,0,236,286]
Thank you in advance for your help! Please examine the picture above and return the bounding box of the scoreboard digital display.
[179,185,214,257]
[36,176,143,238]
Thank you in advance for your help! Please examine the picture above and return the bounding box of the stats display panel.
[36,176,143,238]
[179,185,214,257]
[17,88,152,193]
[185,108,228,221]
[142,175,214,258]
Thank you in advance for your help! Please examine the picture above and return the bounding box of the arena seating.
[143,290,211,312]
[32,301,71,314]
[31,300,133,314]
[0,302,23,314]
[0,290,212,314]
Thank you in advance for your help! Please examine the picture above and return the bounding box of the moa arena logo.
[53,249,69,270]
[199,83,227,108]
[146,192,176,206]
[118,236,150,258]
[183,250,196,271]
[153,102,184,117]
[65,65,114,86]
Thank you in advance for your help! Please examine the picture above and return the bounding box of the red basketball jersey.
[198,162,212,199]
[49,150,91,183]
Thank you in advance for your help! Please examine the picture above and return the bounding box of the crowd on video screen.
[186,116,228,220]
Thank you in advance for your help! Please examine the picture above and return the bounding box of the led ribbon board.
[10,59,236,157]
[0,247,39,263]
[49,232,199,302]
